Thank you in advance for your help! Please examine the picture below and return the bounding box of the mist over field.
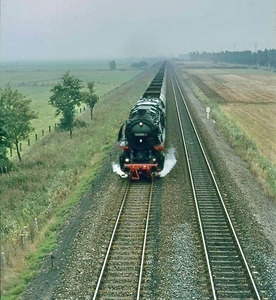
[1,0,275,61]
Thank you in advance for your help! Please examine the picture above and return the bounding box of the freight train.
[118,61,166,180]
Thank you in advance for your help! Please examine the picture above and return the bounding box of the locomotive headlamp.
[125,158,130,162]
[139,122,143,127]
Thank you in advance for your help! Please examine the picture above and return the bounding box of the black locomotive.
[118,61,166,180]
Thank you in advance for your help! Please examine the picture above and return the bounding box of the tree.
[82,81,99,120]
[49,72,83,137]
[0,84,38,162]
[109,60,116,70]
[0,98,10,169]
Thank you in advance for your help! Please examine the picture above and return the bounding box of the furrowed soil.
[181,63,276,164]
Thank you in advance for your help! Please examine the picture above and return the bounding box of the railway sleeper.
[207,246,237,251]
[212,265,243,270]
[214,273,249,280]
[108,258,140,263]
[110,252,142,258]
[207,239,234,244]
[102,277,137,283]
[213,269,246,276]
[206,234,232,238]
[206,240,236,245]
[208,246,237,250]
[209,256,241,261]
[215,290,253,298]
[106,270,139,276]
[106,265,137,272]
[99,296,137,299]
[115,231,145,236]
[110,255,141,260]
[113,244,142,250]
[209,258,242,264]
[99,288,136,292]
[117,225,144,230]
[202,225,229,233]
[98,290,137,297]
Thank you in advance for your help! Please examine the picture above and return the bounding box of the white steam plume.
[160,147,177,177]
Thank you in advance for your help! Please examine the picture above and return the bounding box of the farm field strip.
[181,66,276,166]
[187,70,276,103]
[223,104,276,164]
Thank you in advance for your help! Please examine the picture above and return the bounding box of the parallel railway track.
[169,63,262,300]
[91,62,264,299]
[92,180,153,299]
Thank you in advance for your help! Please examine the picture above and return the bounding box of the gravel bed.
[21,65,276,299]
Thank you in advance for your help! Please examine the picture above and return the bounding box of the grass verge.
[0,64,156,299]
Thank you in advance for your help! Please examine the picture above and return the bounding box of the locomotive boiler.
[118,61,166,180]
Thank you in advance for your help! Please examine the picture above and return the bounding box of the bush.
[131,61,148,68]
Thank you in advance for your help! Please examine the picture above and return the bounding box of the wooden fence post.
[34,218,38,231]
[20,233,25,249]
[1,252,6,269]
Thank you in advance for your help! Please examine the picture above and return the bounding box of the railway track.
[92,180,153,299]
[169,63,262,300]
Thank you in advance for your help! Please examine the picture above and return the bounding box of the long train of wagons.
[118,61,167,180]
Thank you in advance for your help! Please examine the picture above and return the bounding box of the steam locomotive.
[118,61,166,180]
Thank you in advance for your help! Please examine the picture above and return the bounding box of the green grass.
[0,59,157,298]
[0,59,143,148]
[1,231,58,300]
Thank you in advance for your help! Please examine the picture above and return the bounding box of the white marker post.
[206,107,210,119]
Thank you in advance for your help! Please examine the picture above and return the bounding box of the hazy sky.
[1,0,275,61]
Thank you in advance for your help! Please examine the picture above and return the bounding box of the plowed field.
[178,63,276,164]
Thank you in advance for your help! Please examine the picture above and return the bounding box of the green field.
[0,59,143,147]
[0,59,158,299]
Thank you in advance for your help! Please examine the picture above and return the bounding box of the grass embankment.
[0,61,156,299]
[180,63,276,199]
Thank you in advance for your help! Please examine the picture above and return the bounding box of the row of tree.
[189,49,276,68]
[0,72,99,170]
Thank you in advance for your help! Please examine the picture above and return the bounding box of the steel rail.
[169,63,261,300]
[92,181,130,300]
[136,180,154,299]
[169,68,217,299]
[92,180,153,299]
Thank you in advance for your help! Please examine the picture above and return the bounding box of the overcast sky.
[1,0,275,61]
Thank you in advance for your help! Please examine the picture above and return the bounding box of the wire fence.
[0,200,54,276]
[0,106,87,174]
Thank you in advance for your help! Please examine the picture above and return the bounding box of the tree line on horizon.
[189,49,276,68]
[0,72,99,171]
